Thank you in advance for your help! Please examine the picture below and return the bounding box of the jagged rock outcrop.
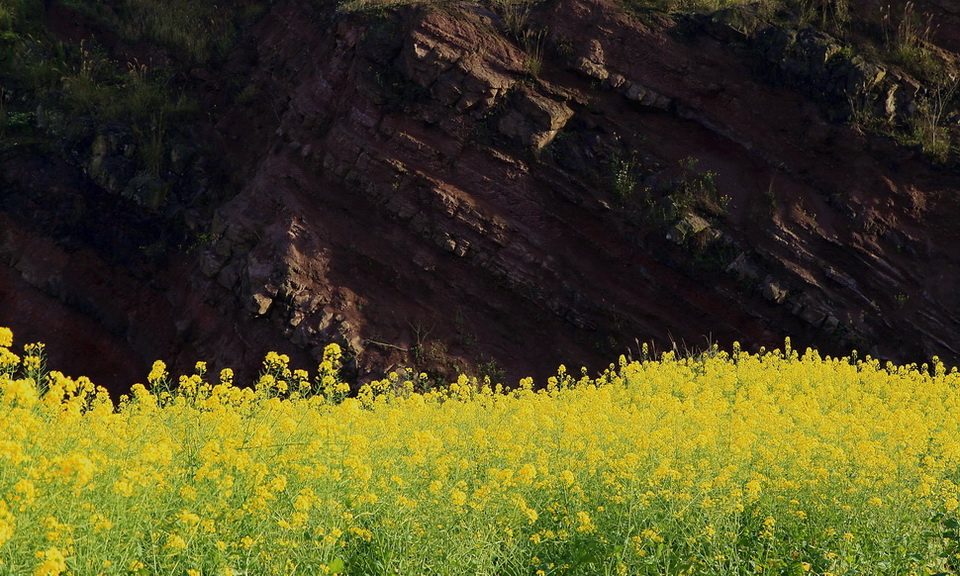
[400,7,522,115]
[4,0,960,392]
[692,5,928,124]
[753,26,920,121]
[197,0,960,377]
[497,88,574,149]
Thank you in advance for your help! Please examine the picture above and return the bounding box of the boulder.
[668,213,712,243]
[752,21,920,122]
[572,39,608,80]
[497,88,575,150]
[702,5,763,43]
[399,10,521,116]
[761,275,789,303]
[575,57,609,80]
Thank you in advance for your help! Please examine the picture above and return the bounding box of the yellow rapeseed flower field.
[2,327,960,575]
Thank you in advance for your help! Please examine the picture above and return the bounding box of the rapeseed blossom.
[2,327,960,574]
[0,500,14,547]
[32,546,67,576]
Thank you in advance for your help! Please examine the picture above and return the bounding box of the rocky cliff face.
[4,0,960,392]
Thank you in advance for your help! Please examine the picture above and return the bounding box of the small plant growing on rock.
[493,0,537,38]
[881,1,939,79]
[521,28,547,78]
[847,85,882,133]
[912,74,959,163]
[796,0,850,35]
[895,292,910,308]
[676,156,728,216]
[608,155,640,202]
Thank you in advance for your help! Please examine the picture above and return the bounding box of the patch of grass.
[475,353,506,385]
[5,31,67,99]
[910,78,959,163]
[521,27,547,78]
[881,1,940,80]
[56,42,197,174]
[63,0,279,64]
[493,0,538,38]
[0,0,206,182]
[795,0,850,35]
[675,156,728,216]
[609,154,641,203]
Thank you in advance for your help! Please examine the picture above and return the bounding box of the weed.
[609,154,640,202]
[882,1,939,80]
[0,87,32,137]
[453,308,478,347]
[338,0,409,13]
[475,353,506,385]
[553,33,575,59]
[6,32,65,100]
[929,511,960,575]
[409,319,437,364]
[521,27,547,78]
[133,113,165,176]
[848,89,880,131]
[494,0,537,38]
[796,0,850,35]
[676,156,727,216]
[914,74,959,162]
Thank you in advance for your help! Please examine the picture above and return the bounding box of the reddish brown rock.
[5,0,960,395]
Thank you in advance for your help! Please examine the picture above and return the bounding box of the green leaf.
[328,557,346,574]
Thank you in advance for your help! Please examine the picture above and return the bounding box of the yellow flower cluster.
[1,328,960,574]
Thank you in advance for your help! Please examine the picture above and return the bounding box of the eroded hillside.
[3,0,960,391]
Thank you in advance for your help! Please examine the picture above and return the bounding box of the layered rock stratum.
[3,0,960,391]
